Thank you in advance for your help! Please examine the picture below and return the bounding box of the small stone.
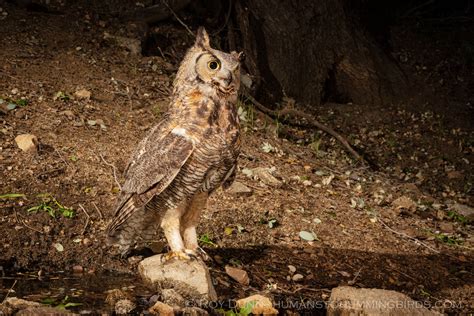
[82,238,91,246]
[53,243,64,252]
[115,299,135,314]
[74,89,91,100]
[304,165,312,172]
[303,180,312,186]
[236,294,278,315]
[446,170,463,179]
[127,256,143,266]
[438,222,455,233]
[214,255,223,265]
[106,289,131,306]
[292,274,304,281]
[227,181,253,196]
[148,301,174,316]
[392,196,417,214]
[15,134,39,153]
[11,88,19,95]
[225,265,249,286]
[61,110,75,120]
[288,265,296,273]
[252,167,282,187]
[72,265,83,273]
[4,297,41,310]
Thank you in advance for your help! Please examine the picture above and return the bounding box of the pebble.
[227,181,253,196]
[61,110,75,120]
[288,265,296,273]
[14,134,38,153]
[72,265,84,273]
[148,301,174,316]
[115,299,135,314]
[236,294,278,315]
[82,238,92,246]
[292,273,304,281]
[225,265,250,286]
[74,89,91,100]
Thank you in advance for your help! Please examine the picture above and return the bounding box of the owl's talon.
[161,251,193,262]
[196,247,210,261]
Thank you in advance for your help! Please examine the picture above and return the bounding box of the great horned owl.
[106,27,244,260]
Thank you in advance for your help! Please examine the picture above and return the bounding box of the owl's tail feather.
[106,197,137,243]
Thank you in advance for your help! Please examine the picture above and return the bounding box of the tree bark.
[235,0,408,107]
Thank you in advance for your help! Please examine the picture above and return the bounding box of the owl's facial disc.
[195,53,237,92]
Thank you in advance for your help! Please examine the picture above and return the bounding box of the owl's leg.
[181,192,208,256]
[160,202,190,261]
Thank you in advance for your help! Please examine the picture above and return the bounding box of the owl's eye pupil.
[209,61,219,70]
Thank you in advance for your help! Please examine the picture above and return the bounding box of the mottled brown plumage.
[106,27,243,258]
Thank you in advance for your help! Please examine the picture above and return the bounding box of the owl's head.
[174,27,244,96]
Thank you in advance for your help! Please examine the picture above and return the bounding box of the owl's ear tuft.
[195,27,210,48]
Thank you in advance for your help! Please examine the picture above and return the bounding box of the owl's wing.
[107,121,195,235]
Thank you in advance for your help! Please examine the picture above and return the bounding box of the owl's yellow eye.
[208,60,220,71]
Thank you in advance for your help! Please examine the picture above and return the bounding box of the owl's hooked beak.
[212,69,235,94]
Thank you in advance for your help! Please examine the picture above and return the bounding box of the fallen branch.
[92,202,104,220]
[14,210,43,234]
[163,0,194,37]
[244,92,367,164]
[377,217,440,254]
[79,204,90,235]
[99,153,122,190]
[2,279,17,304]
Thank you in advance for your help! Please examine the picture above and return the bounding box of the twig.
[92,202,104,220]
[14,211,43,234]
[377,217,440,254]
[2,279,17,304]
[348,267,362,285]
[212,0,233,36]
[54,148,70,168]
[79,204,90,235]
[401,0,435,18]
[244,92,367,165]
[98,153,122,190]
[163,0,195,37]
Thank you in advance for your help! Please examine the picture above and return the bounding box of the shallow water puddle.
[0,272,153,313]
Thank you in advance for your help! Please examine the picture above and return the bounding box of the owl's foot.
[195,247,210,261]
[161,250,197,263]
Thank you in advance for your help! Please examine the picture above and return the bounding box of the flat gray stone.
[227,181,253,196]
[138,254,217,305]
[449,203,474,222]
[327,286,441,316]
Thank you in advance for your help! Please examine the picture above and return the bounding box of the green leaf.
[63,302,82,308]
[299,230,316,241]
[0,193,25,199]
[15,99,28,106]
[41,298,56,305]
[239,301,256,316]
[7,103,17,110]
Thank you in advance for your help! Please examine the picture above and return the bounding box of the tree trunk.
[235,0,408,107]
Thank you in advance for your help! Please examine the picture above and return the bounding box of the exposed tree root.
[244,92,368,166]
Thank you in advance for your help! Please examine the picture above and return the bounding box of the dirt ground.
[0,2,473,315]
